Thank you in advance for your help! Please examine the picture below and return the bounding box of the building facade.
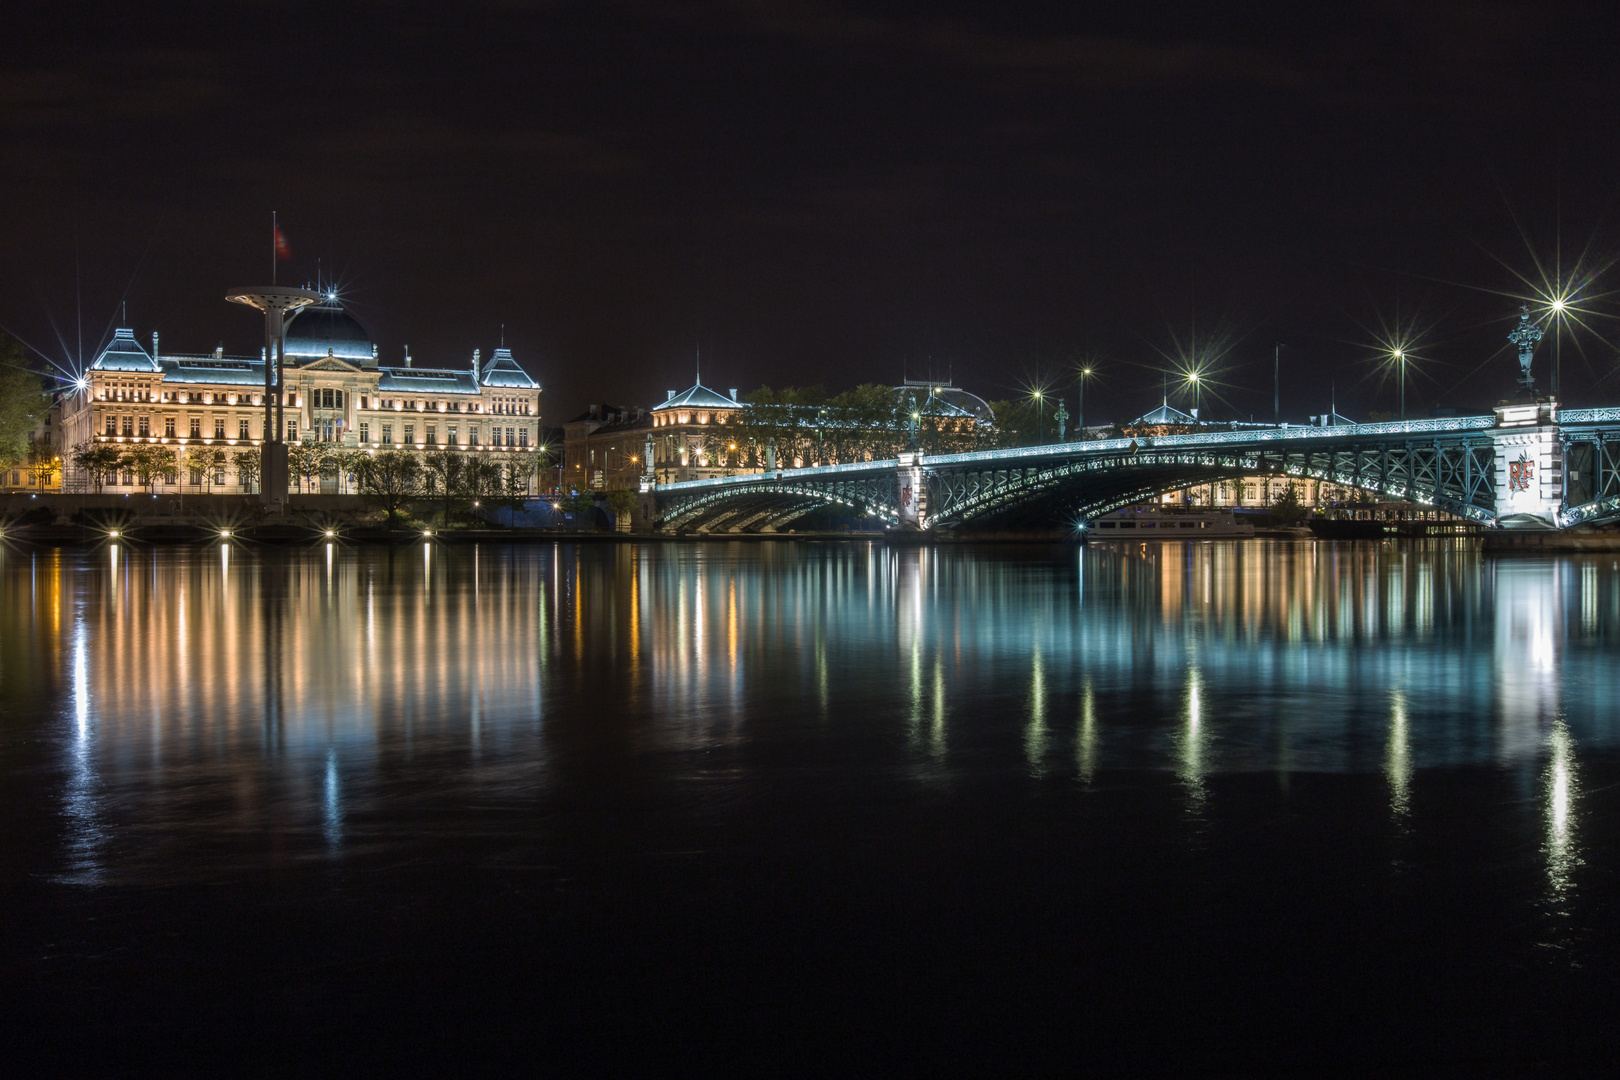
[564,404,653,491]
[59,296,542,494]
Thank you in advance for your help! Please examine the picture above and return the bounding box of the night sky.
[4,1,1618,426]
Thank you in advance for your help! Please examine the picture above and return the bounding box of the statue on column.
[1053,398,1070,442]
[1508,304,1543,392]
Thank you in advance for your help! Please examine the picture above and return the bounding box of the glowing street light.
[1032,388,1045,444]
[1392,348,1406,419]
[1076,367,1093,438]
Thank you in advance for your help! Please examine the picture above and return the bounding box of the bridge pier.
[1492,399,1561,527]
[897,452,924,529]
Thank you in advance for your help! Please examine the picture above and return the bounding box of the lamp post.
[1551,297,1566,399]
[1077,367,1092,439]
[1187,371,1202,421]
[1033,389,1044,444]
[1393,348,1405,419]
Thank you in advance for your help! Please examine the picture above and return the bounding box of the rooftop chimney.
[729,388,738,402]
[667,390,676,402]
[152,331,159,359]
[473,348,481,370]
[404,345,412,369]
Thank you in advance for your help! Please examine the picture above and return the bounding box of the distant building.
[58,295,542,494]
[648,380,748,485]
[564,403,653,491]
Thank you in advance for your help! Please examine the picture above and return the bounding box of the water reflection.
[1,540,1618,888]
[1386,689,1412,821]
[1544,719,1579,907]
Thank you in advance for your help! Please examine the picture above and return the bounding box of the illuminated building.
[564,403,652,491]
[644,378,982,485]
[649,381,746,484]
[58,295,542,493]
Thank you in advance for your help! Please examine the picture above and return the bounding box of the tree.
[125,444,173,493]
[1270,481,1306,525]
[602,488,639,530]
[185,446,227,493]
[232,450,262,494]
[420,449,468,525]
[562,487,596,528]
[328,449,363,494]
[70,441,124,493]
[0,354,48,471]
[491,450,536,510]
[26,436,59,489]
[287,440,326,494]
[354,450,422,526]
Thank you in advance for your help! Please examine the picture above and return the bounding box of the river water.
[3,538,1617,1074]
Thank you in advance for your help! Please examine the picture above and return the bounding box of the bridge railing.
[921,416,1496,467]
[1558,408,1620,424]
[657,457,905,493]
[656,415,1501,492]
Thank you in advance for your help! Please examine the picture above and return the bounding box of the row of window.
[653,410,734,427]
[355,423,529,447]
[107,416,255,440]
[360,396,532,415]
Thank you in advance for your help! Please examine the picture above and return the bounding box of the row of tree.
[70,441,253,494]
[0,342,50,477]
[711,386,1095,468]
[64,442,546,519]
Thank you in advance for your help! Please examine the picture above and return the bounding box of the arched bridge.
[645,404,1620,533]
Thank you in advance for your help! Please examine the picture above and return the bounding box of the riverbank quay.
[1482,528,1620,553]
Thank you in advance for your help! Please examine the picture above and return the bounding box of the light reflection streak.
[324,748,343,850]
[63,618,104,883]
[1386,688,1411,820]
[1544,720,1579,906]
[1175,665,1207,814]
[1077,680,1097,784]
[1024,645,1048,775]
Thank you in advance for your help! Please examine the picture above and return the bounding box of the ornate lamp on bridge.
[1508,304,1544,395]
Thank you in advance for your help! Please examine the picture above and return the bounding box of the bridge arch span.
[925,447,1494,528]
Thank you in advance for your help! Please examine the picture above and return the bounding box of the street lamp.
[1392,348,1405,419]
[1077,367,1092,439]
[1187,371,1202,421]
[1033,389,1044,444]
[1550,297,1567,398]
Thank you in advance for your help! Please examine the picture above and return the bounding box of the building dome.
[283,298,375,365]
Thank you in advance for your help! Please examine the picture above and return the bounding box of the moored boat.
[1087,506,1256,538]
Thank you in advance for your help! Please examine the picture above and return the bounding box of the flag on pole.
[274,224,291,260]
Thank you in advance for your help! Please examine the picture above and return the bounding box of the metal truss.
[650,421,1508,532]
[1558,419,1620,526]
[655,474,901,531]
[925,438,1498,527]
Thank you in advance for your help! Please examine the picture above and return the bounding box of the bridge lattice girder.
[924,438,1498,527]
[1559,414,1620,527]
[656,474,901,531]
[650,422,1506,531]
